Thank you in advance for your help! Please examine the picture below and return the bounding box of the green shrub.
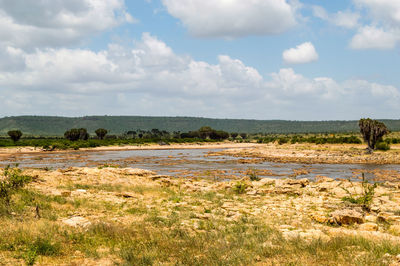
[247,169,260,181]
[341,174,377,211]
[0,166,32,209]
[376,142,390,151]
[278,138,288,145]
[233,182,248,194]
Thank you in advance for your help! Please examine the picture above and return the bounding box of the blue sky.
[0,0,399,120]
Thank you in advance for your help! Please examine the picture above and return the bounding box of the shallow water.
[1,148,400,181]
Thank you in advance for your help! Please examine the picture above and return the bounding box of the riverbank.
[0,142,257,156]
[2,166,400,265]
[1,142,400,165]
[210,143,400,164]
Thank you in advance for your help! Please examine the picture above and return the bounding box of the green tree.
[240,133,247,139]
[95,128,108,140]
[198,126,215,139]
[359,118,389,153]
[7,130,23,142]
[230,132,239,138]
[64,128,89,141]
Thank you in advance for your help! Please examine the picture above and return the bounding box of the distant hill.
[0,116,399,136]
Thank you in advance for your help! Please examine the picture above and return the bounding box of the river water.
[1,148,400,181]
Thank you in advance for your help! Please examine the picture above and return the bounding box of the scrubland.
[2,157,400,265]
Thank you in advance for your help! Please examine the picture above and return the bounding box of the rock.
[61,191,71,197]
[246,190,258,196]
[315,176,334,183]
[370,205,380,212]
[282,178,309,187]
[377,212,398,223]
[62,216,91,228]
[270,187,301,196]
[117,193,134,198]
[331,209,365,225]
[150,175,170,181]
[365,215,377,223]
[76,189,87,193]
[255,178,275,187]
[359,223,378,231]
[312,214,329,224]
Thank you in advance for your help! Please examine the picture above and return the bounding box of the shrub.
[376,142,390,151]
[247,169,260,181]
[233,182,248,194]
[278,138,288,145]
[341,174,377,211]
[0,166,32,210]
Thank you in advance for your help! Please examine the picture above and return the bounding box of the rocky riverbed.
[210,143,400,164]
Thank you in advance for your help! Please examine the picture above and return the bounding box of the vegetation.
[258,134,363,145]
[1,167,400,265]
[247,168,260,181]
[359,118,389,153]
[0,166,32,212]
[64,128,89,141]
[1,115,400,136]
[0,130,399,151]
[232,181,248,194]
[7,130,23,142]
[341,174,377,211]
[95,128,107,140]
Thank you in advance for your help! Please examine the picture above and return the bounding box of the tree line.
[4,119,396,153]
[63,126,234,141]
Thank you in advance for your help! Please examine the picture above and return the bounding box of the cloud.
[349,0,400,49]
[354,0,400,26]
[282,42,319,64]
[313,6,360,29]
[0,0,135,49]
[350,26,399,49]
[0,33,398,119]
[161,0,299,38]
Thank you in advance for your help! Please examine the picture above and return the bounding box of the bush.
[376,142,390,151]
[233,182,248,194]
[278,138,288,145]
[247,169,260,181]
[0,166,32,210]
[341,174,377,211]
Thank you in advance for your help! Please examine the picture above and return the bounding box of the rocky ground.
[2,166,400,265]
[210,143,400,164]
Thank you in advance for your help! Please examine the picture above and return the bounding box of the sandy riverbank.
[0,142,257,156]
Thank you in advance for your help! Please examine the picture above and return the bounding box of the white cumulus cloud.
[350,26,400,49]
[0,0,135,49]
[282,42,319,64]
[0,34,398,119]
[350,0,400,49]
[161,0,299,38]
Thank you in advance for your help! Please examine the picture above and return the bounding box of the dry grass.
[1,167,400,265]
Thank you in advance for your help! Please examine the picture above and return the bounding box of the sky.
[0,0,399,120]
